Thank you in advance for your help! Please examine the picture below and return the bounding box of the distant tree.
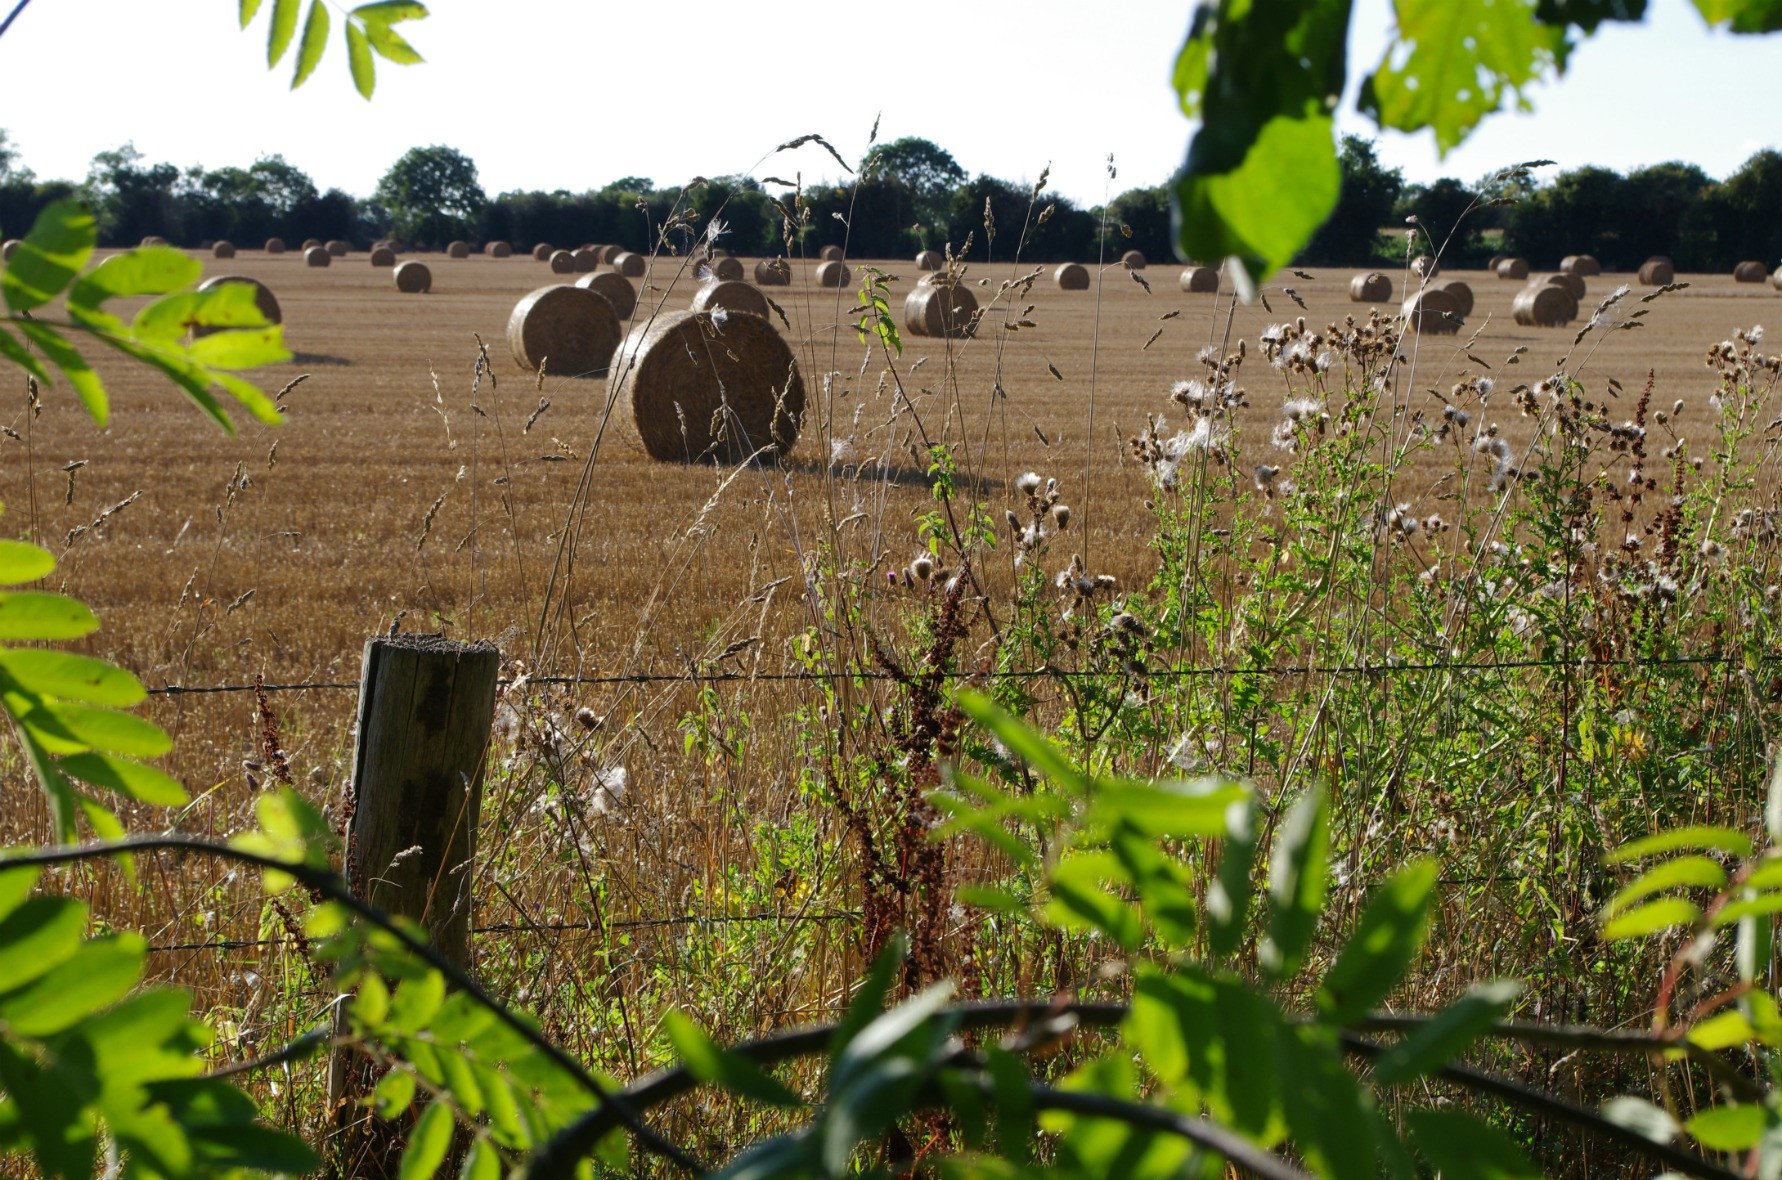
[1623,161,1716,269]
[602,176,654,194]
[942,174,1044,264]
[84,143,183,244]
[289,186,362,245]
[0,129,28,184]
[1106,186,1174,264]
[865,137,966,247]
[1505,165,1626,266]
[247,154,319,220]
[374,144,486,247]
[1705,149,1782,269]
[687,175,773,257]
[1300,135,1401,266]
[1397,177,1483,263]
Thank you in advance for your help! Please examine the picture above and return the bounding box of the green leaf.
[0,323,54,386]
[1045,852,1144,950]
[68,247,202,315]
[60,752,186,805]
[1177,113,1342,279]
[187,326,290,370]
[345,22,376,98]
[372,1066,415,1119]
[1372,979,1522,1084]
[210,371,285,425]
[1407,1108,1541,1178]
[1687,1103,1771,1151]
[352,0,429,23]
[96,335,234,433]
[1278,1024,1387,1179]
[0,896,87,991]
[388,970,446,1035]
[1601,1094,1679,1143]
[400,1099,454,1180]
[0,932,145,1036]
[0,863,40,922]
[1765,753,1782,845]
[1317,860,1437,1025]
[460,1139,502,1180]
[1607,824,1752,863]
[956,690,1092,794]
[1693,0,1782,32]
[267,0,300,64]
[830,934,906,1057]
[0,541,54,586]
[31,704,171,757]
[1603,853,1727,917]
[240,0,264,27]
[0,648,145,706]
[1602,896,1701,940]
[665,1010,805,1108]
[1127,965,1285,1142]
[1714,891,1782,926]
[1088,776,1251,839]
[292,0,331,88]
[1687,1008,1757,1050]
[2,199,96,314]
[1262,786,1330,979]
[1206,796,1256,959]
[0,590,99,640]
[16,322,107,425]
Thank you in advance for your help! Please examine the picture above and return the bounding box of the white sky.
[0,0,1776,206]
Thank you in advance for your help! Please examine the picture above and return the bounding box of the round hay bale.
[902,281,979,338]
[1495,257,1529,280]
[1349,272,1392,303]
[394,260,432,294]
[264,237,286,254]
[369,246,397,267]
[814,260,852,288]
[1638,257,1674,285]
[708,256,744,282]
[818,244,844,263]
[1542,272,1586,300]
[0,239,20,262]
[1774,266,1782,291]
[325,239,349,257]
[612,252,647,278]
[487,240,512,258]
[1401,287,1462,334]
[549,249,577,274]
[1412,254,1438,279]
[915,250,943,271]
[1180,266,1220,294]
[599,244,625,265]
[692,279,771,320]
[141,235,169,248]
[194,275,281,336]
[572,246,601,273]
[301,238,322,251]
[754,258,792,286]
[212,240,235,259]
[532,243,554,262]
[441,240,466,259]
[1439,279,1475,317]
[1054,262,1090,290]
[507,285,622,377]
[1734,260,1767,283]
[610,308,805,463]
[1122,250,1146,270]
[1560,254,1601,277]
[1512,284,1578,327]
[304,246,331,268]
[1488,254,1508,273]
[574,271,638,320]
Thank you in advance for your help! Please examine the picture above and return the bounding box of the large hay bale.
[1122,250,1146,270]
[567,246,597,272]
[1512,284,1578,327]
[599,244,625,265]
[1561,254,1600,277]
[612,252,647,277]
[1542,272,1586,300]
[1439,279,1475,317]
[394,261,432,294]
[1734,260,1767,283]
[549,250,577,274]
[1180,266,1220,294]
[1774,266,1782,291]
[508,285,622,377]
[1054,262,1090,290]
[369,246,397,267]
[1412,254,1438,279]
[1349,272,1392,302]
[325,239,349,257]
[446,240,470,259]
[1488,254,1507,272]
[915,250,943,271]
[0,239,19,262]
[902,281,979,338]
[1638,257,1674,285]
[818,244,844,263]
[755,258,791,286]
[264,237,286,254]
[574,272,638,319]
[193,275,281,337]
[1401,287,1462,334]
[487,241,513,258]
[815,260,851,288]
[301,238,322,251]
[1495,257,1529,280]
[708,256,744,282]
[609,308,804,463]
[692,279,771,320]
[532,243,554,262]
[212,241,236,259]
[304,246,331,268]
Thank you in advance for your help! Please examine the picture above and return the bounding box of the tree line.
[2,129,1777,272]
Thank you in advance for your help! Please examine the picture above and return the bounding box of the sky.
[0,0,1776,207]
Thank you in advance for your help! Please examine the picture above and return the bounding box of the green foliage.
[853,266,901,356]
[242,0,427,98]
[373,143,486,247]
[1301,136,1403,266]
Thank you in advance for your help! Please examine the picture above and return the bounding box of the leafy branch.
[239,0,427,98]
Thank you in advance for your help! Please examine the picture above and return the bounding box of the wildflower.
[588,765,627,815]
[911,553,936,581]
[1016,471,1042,494]
[1254,465,1279,496]
[1094,574,1118,591]
[1283,398,1320,423]
[1052,504,1072,529]
[830,437,857,465]
[1476,377,1494,398]
[575,707,602,730]
[1700,538,1726,565]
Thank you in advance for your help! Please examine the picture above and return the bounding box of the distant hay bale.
[264,237,286,254]
[1513,284,1578,327]
[1122,250,1146,270]
[815,260,851,288]
[692,279,771,320]
[532,243,554,261]
[612,252,647,278]
[549,250,577,274]
[902,280,979,338]
[384,240,406,254]
[754,258,792,286]
[212,241,235,259]
[1638,257,1674,285]
[599,245,625,265]
[1542,272,1586,300]
[141,235,169,247]
[394,261,431,293]
[1774,266,1782,291]
[325,240,349,257]
[1054,262,1090,290]
[0,239,19,262]
[302,238,322,251]
[1180,266,1220,294]
[1488,254,1508,273]
[1349,272,1392,302]
[574,272,638,319]
[1734,260,1767,283]
[194,276,281,336]
[304,246,331,268]
[487,241,513,258]
[1439,279,1474,317]
[915,250,943,271]
[818,244,844,262]
[1412,254,1438,279]
[447,241,470,259]
[609,308,805,463]
[1561,254,1601,277]
[572,246,601,273]
[1495,257,1529,280]
[507,285,622,377]
[1401,287,1461,334]
[369,246,397,267]
[708,256,744,282]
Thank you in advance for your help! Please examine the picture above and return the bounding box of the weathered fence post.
[327,633,500,1172]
